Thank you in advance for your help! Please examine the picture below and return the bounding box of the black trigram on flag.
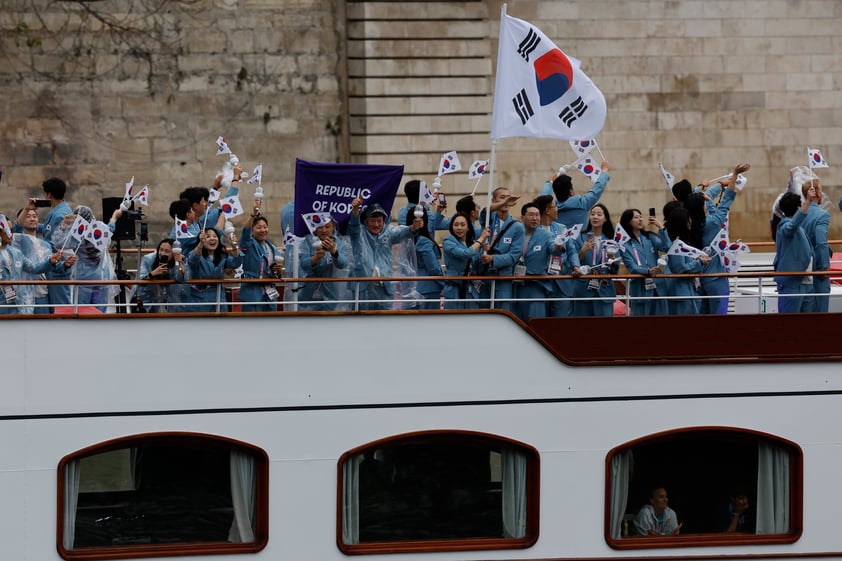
[512,89,534,125]
[559,96,588,127]
[516,28,541,62]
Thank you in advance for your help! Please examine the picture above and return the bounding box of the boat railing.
[1,266,841,316]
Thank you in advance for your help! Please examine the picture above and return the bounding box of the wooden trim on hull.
[526,313,842,366]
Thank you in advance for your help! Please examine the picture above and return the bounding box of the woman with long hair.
[665,207,711,315]
[619,208,669,316]
[572,203,618,317]
[187,227,242,311]
[239,212,283,312]
[683,163,750,314]
[441,212,489,309]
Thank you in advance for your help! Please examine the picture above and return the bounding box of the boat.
[2,267,842,561]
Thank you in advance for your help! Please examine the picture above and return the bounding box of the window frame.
[57,431,269,560]
[604,426,803,550]
[336,429,540,555]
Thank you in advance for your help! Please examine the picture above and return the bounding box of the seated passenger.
[725,491,754,533]
[134,238,185,313]
[633,486,681,536]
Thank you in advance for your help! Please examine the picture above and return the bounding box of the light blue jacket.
[297,234,349,308]
[347,214,412,297]
[774,210,812,291]
[540,172,610,228]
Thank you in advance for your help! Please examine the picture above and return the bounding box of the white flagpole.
[470,174,483,196]
[486,138,497,229]
[594,139,606,161]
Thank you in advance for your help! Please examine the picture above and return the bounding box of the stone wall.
[2,0,840,246]
[0,0,346,239]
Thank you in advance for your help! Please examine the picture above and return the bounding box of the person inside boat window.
[633,486,682,536]
[725,490,754,533]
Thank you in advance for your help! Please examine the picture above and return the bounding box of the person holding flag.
[664,206,711,315]
[404,206,444,310]
[476,186,525,312]
[540,159,611,229]
[773,192,814,314]
[619,208,669,316]
[534,195,580,318]
[348,196,420,311]
[297,213,351,311]
[186,227,243,312]
[684,163,750,314]
[572,203,619,317]
[238,204,283,312]
[12,209,72,313]
[800,177,832,312]
[51,206,119,312]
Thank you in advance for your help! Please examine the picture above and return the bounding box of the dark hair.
[666,207,691,243]
[779,192,801,218]
[252,215,269,228]
[671,179,692,202]
[520,202,540,216]
[619,208,641,239]
[551,174,573,202]
[42,178,67,200]
[684,193,706,249]
[169,198,192,220]
[403,180,421,205]
[455,195,477,215]
[533,195,555,216]
[152,238,175,277]
[448,212,475,245]
[179,186,210,206]
[405,206,434,242]
[200,228,227,265]
[583,203,615,240]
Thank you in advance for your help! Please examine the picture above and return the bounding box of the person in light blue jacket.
[441,212,489,309]
[534,195,579,317]
[476,187,525,312]
[348,197,418,311]
[619,208,668,316]
[572,204,619,317]
[15,178,74,308]
[684,163,750,314]
[800,179,832,312]
[396,179,448,236]
[239,214,283,312]
[404,207,444,310]
[540,160,611,228]
[773,192,814,313]
[187,228,242,312]
[297,215,350,311]
[513,202,564,321]
[665,207,711,315]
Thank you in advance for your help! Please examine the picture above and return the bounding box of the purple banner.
[293,159,404,237]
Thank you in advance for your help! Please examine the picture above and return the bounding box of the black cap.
[364,203,388,219]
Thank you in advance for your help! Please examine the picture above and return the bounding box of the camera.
[102,197,147,242]
[35,199,51,208]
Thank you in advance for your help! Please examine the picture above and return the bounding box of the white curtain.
[342,454,363,544]
[228,451,256,543]
[501,449,527,538]
[756,443,789,534]
[63,460,81,550]
[609,450,633,539]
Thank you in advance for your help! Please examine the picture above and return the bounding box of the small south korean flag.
[418,181,436,206]
[438,151,462,176]
[575,155,601,182]
[220,196,244,219]
[658,163,676,189]
[468,160,488,179]
[808,148,829,169]
[569,140,596,158]
[216,135,232,156]
[301,212,333,235]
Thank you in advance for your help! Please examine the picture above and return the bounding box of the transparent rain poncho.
[10,233,54,314]
[51,206,119,312]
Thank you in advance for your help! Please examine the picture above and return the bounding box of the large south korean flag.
[491,10,607,141]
